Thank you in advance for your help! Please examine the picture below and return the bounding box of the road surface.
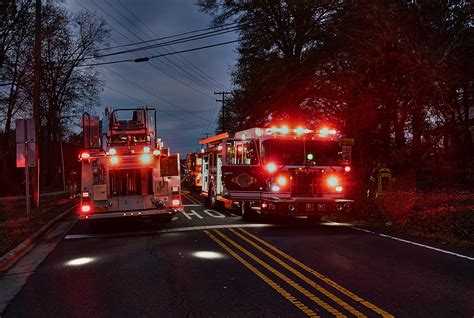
[1,191,473,317]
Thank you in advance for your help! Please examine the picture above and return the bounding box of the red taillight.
[81,204,91,213]
[171,198,181,207]
[344,166,351,172]
[266,162,277,173]
[80,152,90,159]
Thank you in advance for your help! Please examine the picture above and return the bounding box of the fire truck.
[200,126,354,221]
[78,107,182,222]
[185,152,203,190]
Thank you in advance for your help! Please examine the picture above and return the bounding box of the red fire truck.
[78,107,182,222]
[200,126,354,221]
[185,152,203,190]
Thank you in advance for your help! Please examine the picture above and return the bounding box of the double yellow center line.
[204,228,393,318]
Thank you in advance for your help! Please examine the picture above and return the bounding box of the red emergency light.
[80,152,90,160]
[81,204,91,213]
[266,162,277,173]
[171,198,181,207]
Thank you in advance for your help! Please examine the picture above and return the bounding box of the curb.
[0,203,78,272]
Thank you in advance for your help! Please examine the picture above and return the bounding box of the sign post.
[16,118,36,219]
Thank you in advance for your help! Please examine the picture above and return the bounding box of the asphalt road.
[1,192,473,317]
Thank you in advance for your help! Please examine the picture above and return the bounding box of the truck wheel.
[241,201,257,222]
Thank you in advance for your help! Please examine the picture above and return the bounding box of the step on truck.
[78,107,182,222]
[199,125,354,221]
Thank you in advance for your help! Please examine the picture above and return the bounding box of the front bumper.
[78,207,182,220]
[256,197,354,216]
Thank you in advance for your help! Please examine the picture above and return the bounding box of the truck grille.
[290,169,323,197]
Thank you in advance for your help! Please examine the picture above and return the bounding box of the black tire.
[241,201,257,222]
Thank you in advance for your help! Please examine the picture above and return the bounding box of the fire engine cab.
[185,152,203,190]
[78,107,182,222]
[200,126,354,221]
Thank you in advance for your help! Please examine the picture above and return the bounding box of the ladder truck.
[78,107,182,222]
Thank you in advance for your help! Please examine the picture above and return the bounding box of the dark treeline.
[199,1,473,190]
[0,0,108,196]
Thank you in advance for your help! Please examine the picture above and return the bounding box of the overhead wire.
[76,0,215,97]
[115,0,229,91]
[99,0,225,92]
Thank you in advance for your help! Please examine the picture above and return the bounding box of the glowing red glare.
[171,199,181,207]
[261,202,268,208]
[110,156,119,165]
[140,153,152,164]
[294,127,305,135]
[81,205,91,213]
[277,176,287,186]
[344,166,351,172]
[266,162,277,173]
[153,149,160,155]
[143,146,150,153]
[271,185,280,192]
[109,148,117,155]
[270,126,278,133]
[280,125,289,134]
[327,176,339,187]
[319,127,336,137]
[335,186,343,192]
[80,152,90,159]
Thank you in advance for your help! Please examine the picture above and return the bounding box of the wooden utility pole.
[32,0,41,207]
[214,91,231,133]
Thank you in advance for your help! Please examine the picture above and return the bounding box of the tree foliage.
[0,0,108,194]
[200,0,473,188]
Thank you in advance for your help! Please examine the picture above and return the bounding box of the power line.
[76,0,215,97]
[86,0,221,93]
[79,39,239,67]
[115,0,229,91]
[94,21,240,53]
[95,0,226,93]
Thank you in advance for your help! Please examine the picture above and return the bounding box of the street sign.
[15,118,35,143]
[339,138,355,146]
[16,118,36,168]
[15,118,37,220]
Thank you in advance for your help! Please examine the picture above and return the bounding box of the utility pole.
[214,91,231,133]
[32,0,41,207]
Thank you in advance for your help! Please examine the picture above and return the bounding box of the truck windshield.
[262,139,341,166]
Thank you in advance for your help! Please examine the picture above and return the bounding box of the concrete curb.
[0,204,78,272]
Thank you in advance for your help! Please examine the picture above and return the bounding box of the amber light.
[266,162,277,173]
[277,176,287,186]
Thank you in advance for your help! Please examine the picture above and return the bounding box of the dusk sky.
[66,0,238,156]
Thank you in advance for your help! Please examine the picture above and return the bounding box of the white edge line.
[183,204,203,207]
[64,223,272,240]
[335,222,474,261]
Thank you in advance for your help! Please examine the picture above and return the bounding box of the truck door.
[216,154,222,195]
[202,154,209,193]
[222,139,262,200]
